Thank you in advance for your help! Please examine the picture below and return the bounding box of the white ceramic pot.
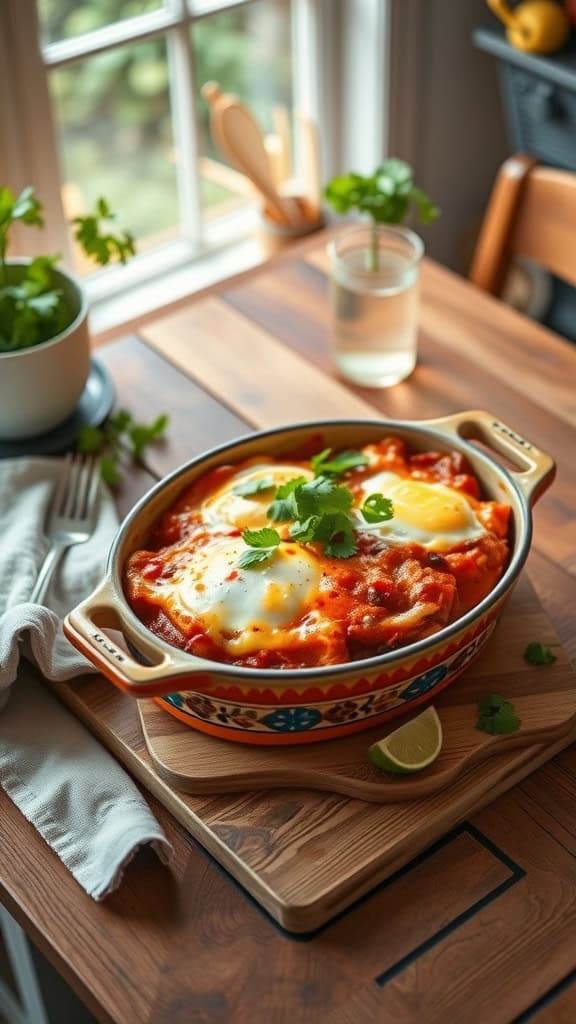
[0,260,90,440]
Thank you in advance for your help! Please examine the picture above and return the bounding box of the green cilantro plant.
[324,158,440,271]
[77,408,169,486]
[0,185,135,353]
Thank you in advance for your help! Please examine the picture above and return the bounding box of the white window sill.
[88,236,265,342]
[88,203,330,343]
[87,207,269,342]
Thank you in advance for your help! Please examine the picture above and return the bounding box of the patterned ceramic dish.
[64,411,555,746]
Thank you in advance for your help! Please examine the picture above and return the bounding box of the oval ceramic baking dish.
[64,411,555,745]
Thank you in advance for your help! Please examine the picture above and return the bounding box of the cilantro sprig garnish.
[266,477,309,521]
[310,448,369,477]
[361,493,394,524]
[524,641,558,666]
[268,475,359,558]
[238,527,281,569]
[232,476,276,497]
[476,694,521,736]
[236,447,394,568]
[77,408,169,486]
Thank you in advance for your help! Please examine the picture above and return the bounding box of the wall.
[389,0,509,272]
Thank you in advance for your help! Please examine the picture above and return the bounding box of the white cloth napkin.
[0,457,171,899]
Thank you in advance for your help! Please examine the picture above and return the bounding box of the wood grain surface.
[2,230,576,1022]
[139,574,576,804]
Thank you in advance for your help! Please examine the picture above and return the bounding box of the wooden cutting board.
[53,572,576,933]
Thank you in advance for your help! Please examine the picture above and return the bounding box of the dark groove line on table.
[513,968,576,1022]
[180,821,525,943]
[374,824,525,988]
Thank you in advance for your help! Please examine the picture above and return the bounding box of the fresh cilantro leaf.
[99,455,122,487]
[311,448,369,477]
[107,408,133,435]
[128,414,169,460]
[25,254,61,292]
[149,413,169,437]
[72,197,135,267]
[26,291,62,317]
[11,186,44,227]
[324,515,358,558]
[289,515,321,542]
[74,407,168,487]
[77,425,106,454]
[97,196,112,219]
[237,547,276,570]
[267,473,359,558]
[361,493,394,524]
[477,694,511,715]
[524,641,558,666]
[309,448,332,474]
[323,161,439,232]
[233,476,276,497]
[476,693,521,735]
[267,476,307,521]
[242,527,281,548]
[296,476,353,517]
[238,527,281,569]
[287,507,358,555]
[0,185,134,354]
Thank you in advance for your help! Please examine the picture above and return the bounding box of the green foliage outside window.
[36,0,293,257]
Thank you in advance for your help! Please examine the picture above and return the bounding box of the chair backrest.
[470,154,576,295]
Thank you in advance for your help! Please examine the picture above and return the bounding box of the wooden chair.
[469,153,576,296]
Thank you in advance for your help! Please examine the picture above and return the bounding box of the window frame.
[1,0,390,335]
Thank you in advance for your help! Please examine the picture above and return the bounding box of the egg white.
[355,470,487,551]
[161,535,321,655]
[202,462,313,531]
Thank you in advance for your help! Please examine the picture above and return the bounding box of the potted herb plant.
[323,159,439,388]
[0,186,134,440]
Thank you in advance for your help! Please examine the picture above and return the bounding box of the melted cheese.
[162,536,321,655]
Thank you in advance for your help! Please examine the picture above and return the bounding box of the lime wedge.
[368,706,443,774]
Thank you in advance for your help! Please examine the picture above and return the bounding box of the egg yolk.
[202,463,313,531]
[356,471,485,551]
[385,479,472,532]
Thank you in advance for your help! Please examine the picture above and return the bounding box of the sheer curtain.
[0,1,69,260]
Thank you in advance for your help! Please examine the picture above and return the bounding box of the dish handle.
[64,579,216,698]
[423,409,555,506]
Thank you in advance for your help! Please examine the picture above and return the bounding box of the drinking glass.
[328,224,424,388]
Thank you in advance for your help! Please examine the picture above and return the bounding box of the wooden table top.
[2,229,576,1024]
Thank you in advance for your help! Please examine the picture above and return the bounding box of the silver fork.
[30,453,100,605]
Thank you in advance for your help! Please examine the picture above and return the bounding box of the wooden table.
[2,230,576,1024]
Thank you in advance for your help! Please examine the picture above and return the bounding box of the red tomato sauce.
[124,438,511,669]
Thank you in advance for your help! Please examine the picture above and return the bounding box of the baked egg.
[155,535,321,656]
[202,462,312,531]
[355,470,488,551]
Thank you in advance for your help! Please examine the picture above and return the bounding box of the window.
[1,0,388,332]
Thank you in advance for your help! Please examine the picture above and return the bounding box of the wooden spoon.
[202,82,308,229]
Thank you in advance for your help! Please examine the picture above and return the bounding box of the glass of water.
[328,224,424,388]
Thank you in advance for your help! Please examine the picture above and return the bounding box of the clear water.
[330,249,419,387]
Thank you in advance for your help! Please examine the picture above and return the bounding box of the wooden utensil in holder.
[202,82,324,250]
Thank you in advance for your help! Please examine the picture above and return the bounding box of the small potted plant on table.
[0,186,134,441]
[323,159,439,388]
